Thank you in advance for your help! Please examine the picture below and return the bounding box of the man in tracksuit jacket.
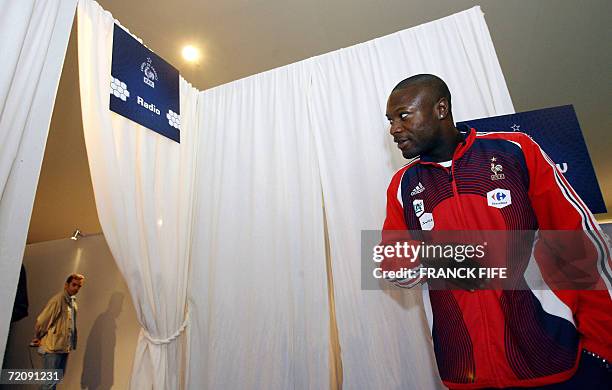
[382,74,611,388]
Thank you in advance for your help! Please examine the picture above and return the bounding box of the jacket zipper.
[450,147,467,229]
[450,139,499,384]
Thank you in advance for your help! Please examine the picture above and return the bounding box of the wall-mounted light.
[70,229,84,241]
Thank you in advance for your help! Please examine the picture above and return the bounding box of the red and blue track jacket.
[382,128,612,388]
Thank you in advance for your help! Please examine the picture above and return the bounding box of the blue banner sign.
[458,105,606,214]
[110,24,180,142]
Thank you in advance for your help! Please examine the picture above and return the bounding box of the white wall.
[3,234,139,390]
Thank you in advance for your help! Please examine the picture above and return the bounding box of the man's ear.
[436,97,449,120]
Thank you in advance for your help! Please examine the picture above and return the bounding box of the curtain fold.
[187,61,330,389]
[307,6,515,389]
[77,1,198,388]
[0,0,76,360]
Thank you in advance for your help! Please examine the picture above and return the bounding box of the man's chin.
[402,149,419,159]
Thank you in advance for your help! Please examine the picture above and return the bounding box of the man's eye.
[400,112,410,120]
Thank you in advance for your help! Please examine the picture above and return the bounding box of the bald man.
[382,74,611,388]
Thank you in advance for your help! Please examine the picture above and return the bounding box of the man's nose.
[389,121,402,135]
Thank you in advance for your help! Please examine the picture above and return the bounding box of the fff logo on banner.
[109,24,180,143]
[458,105,606,214]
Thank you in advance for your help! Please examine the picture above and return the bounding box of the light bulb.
[182,45,200,62]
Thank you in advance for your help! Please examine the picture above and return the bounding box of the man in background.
[31,273,85,388]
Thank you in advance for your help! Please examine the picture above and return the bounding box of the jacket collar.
[63,290,74,305]
[418,125,475,165]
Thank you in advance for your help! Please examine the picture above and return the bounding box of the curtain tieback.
[141,306,190,345]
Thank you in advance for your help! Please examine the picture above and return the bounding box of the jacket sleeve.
[380,168,423,288]
[517,133,612,291]
[35,295,61,339]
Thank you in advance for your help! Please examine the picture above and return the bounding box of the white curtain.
[77,0,198,388]
[308,7,514,389]
[78,2,513,388]
[187,61,330,389]
[0,0,76,361]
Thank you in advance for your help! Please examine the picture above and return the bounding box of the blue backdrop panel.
[458,105,606,214]
[109,24,180,143]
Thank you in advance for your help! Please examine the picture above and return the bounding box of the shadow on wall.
[2,235,139,390]
[81,292,124,390]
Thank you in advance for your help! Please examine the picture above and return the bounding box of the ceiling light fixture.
[182,45,200,63]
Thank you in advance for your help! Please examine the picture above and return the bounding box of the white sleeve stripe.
[475,131,526,136]
[537,145,612,293]
[548,160,612,292]
[394,277,423,289]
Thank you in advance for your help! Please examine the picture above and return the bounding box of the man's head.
[386,74,455,159]
[64,273,85,296]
